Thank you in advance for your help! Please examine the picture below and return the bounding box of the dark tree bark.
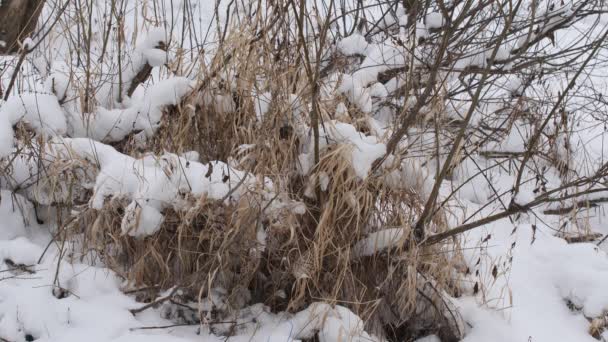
[0,0,45,54]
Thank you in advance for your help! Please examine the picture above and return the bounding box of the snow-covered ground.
[3,0,608,341]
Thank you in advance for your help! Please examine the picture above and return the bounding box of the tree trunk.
[0,0,45,54]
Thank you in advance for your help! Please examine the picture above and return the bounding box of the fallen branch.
[562,233,602,244]
[130,287,178,315]
[478,150,525,159]
[129,323,199,331]
[543,197,608,215]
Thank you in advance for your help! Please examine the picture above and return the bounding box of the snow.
[0,191,39,240]
[137,77,194,137]
[416,21,429,40]
[319,172,330,191]
[506,77,523,96]
[495,46,510,62]
[369,82,388,98]
[44,72,70,101]
[143,48,169,67]
[107,28,173,104]
[272,303,378,342]
[338,74,372,113]
[73,141,261,236]
[121,200,165,236]
[0,93,68,157]
[416,335,440,342]
[337,33,368,56]
[137,27,169,67]
[0,76,193,160]
[0,235,181,342]
[1,93,67,136]
[2,1,608,342]
[0,226,381,342]
[0,184,383,342]
[382,158,433,201]
[425,12,444,29]
[253,91,272,121]
[71,77,193,141]
[457,222,608,342]
[513,188,535,206]
[454,50,488,69]
[22,37,34,50]
[353,42,405,86]
[0,115,14,158]
[352,228,404,257]
[298,121,386,180]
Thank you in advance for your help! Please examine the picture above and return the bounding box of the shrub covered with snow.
[2,0,608,342]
